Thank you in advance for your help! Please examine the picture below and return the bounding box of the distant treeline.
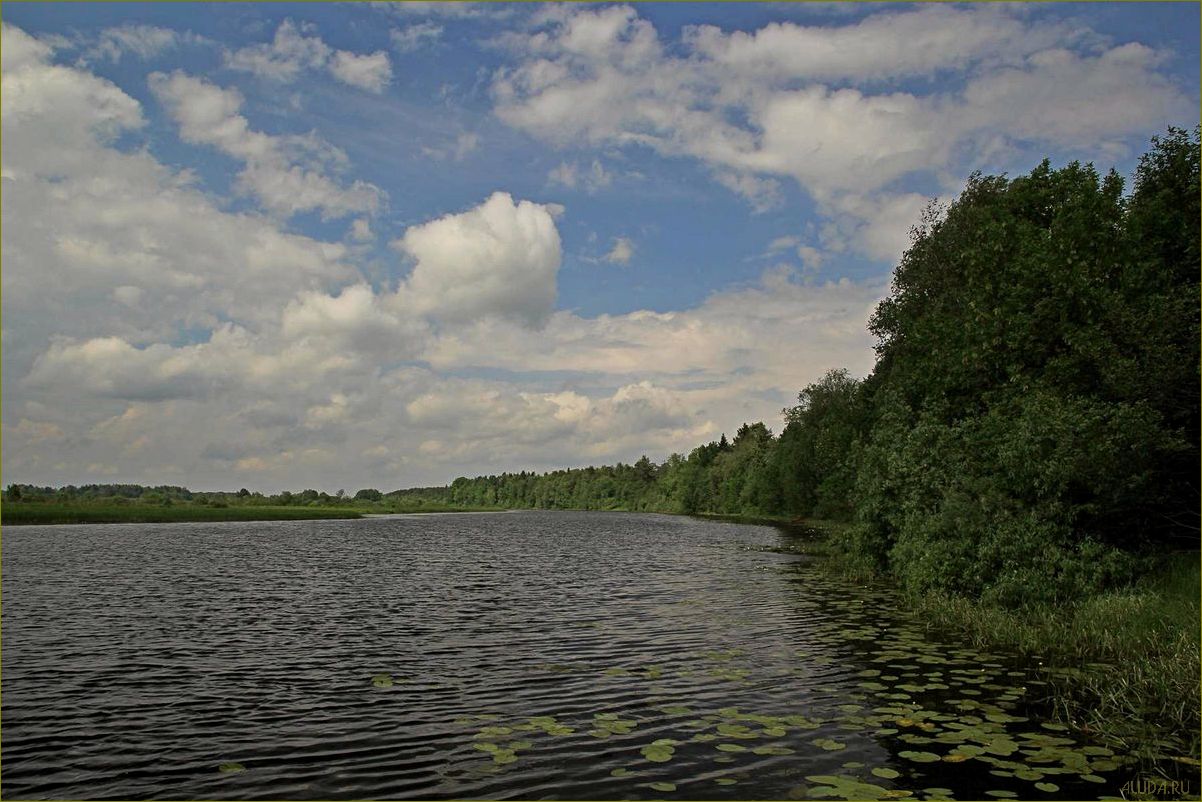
[445,128,1201,608]
[3,483,446,508]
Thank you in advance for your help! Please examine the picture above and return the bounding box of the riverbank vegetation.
[0,484,499,525]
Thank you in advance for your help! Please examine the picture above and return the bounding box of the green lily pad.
[472,742,500,753]
[371,673,393,688]
[1080,774,1106,783]
[648,781,676,792]
[641,744,674,763]
[715,777,738,786]
[492,749,517,765]
[984,792,1017,798]
[716,743,747,752]
[753,745,795,755]
[1034,782,1059,792]
[813,738,847,751]
[610,767,633,777]
[899,751,940,763]
[218,762,245,773]
[872,768,900,779]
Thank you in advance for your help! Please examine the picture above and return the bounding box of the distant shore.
[0,502,502,526]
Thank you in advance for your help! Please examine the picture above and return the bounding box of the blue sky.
[2,3,1198,491]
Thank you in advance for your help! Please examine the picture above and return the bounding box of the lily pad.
[715,777,738,786]
[753,745,795,755]
[899,751,940,763]
[813,738,847,751]
[648,781,676,792]
[716,743,747,752]
[610,767,633,777]
[1034,782,1059,792]
[984,792,1017,798]
[371,673,393,688]
[872,768,900,779]
[492,749,517,765]
[218,762,245,773]
[641,744,674,763]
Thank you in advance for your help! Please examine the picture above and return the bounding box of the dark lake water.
[2,511,1138,800]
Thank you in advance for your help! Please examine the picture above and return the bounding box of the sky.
[2,2,1198,493]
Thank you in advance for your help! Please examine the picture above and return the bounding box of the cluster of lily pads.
[359,570,1141,800]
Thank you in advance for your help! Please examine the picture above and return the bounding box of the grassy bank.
[904,555,1201,766]
[1,503,366,525]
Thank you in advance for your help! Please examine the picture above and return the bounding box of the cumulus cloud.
[604,236,634,265]
[328,49,392,93]
[392,191,562,327]
[491,4,1193,261]
[149,70,383,219]
[281,283,427,358]
[226,19,392,92]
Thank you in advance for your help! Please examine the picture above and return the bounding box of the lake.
[1,511,1136,800]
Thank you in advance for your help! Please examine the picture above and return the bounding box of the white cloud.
[682,5,1088,83]
[226,19,393,93]
[604,236,634,265]
[547,158,612,193]
[281,283,427,358]
[714,171,784,213]
[422,132,480,162]
[149,70,383,219]
[349,218,373,241]
[329,49,392,93]
[226,19,330,82]
[391,22,443,52]
[85,24,182,62]
[547,161,578,188]
[1,23,55,72]
[392,191,562,327]
[491,5,1193,261]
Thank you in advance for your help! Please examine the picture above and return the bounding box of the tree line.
[443,128,1201,608]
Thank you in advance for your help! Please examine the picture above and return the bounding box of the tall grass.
[908,555,1201,762]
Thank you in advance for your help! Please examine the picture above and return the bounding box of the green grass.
[906,554,1201,764]
[1,502,365,525]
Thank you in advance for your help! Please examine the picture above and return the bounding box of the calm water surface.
[2,511,1137,800]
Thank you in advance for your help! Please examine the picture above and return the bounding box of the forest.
[439,127,1200,609]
